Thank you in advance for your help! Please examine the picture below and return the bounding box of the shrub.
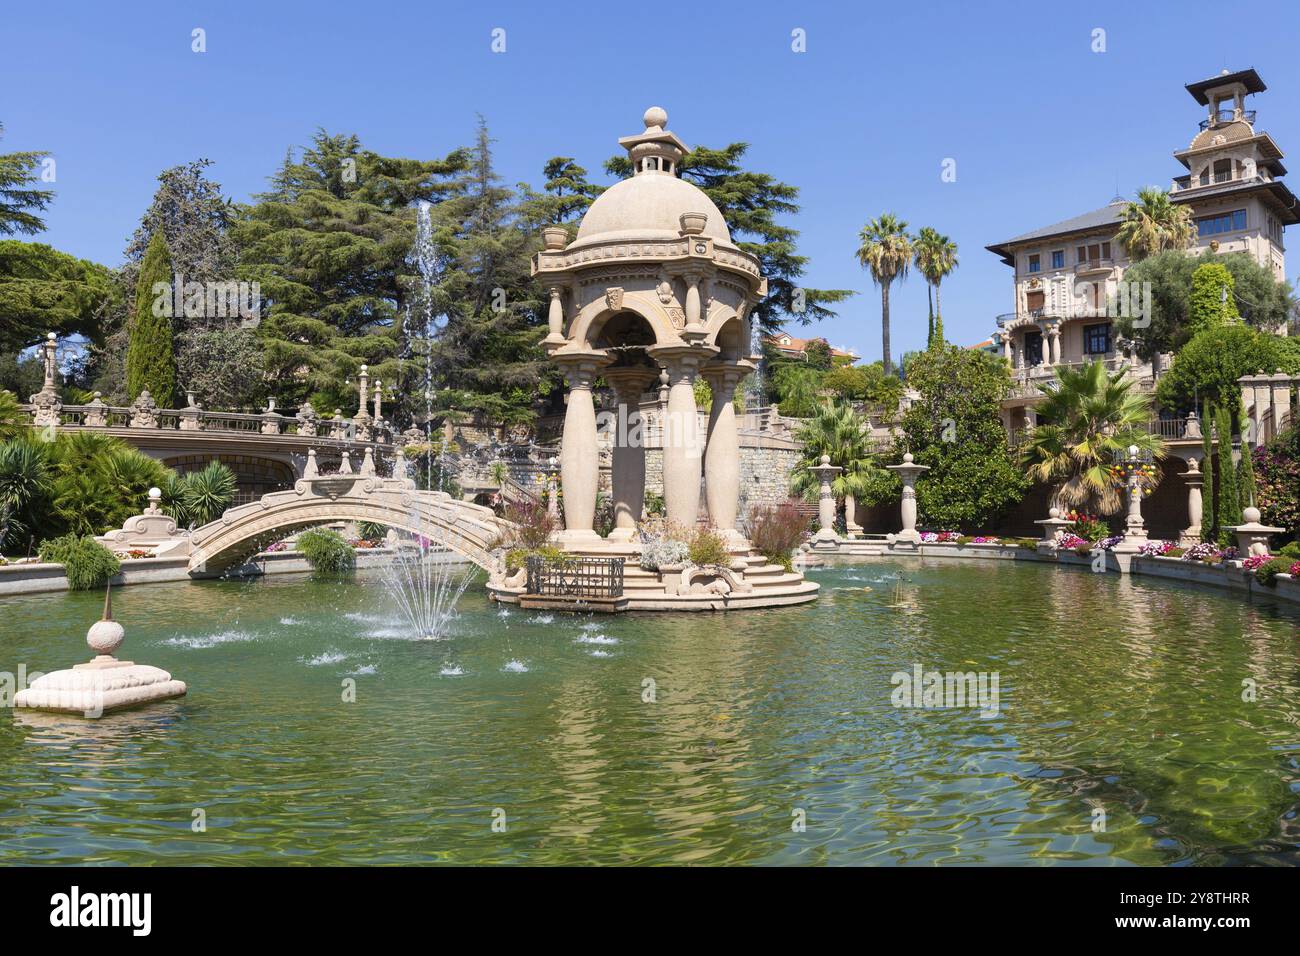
[1165,547,1186,558]
[38,533,121,590]
[1255,556,1292,586]
[747,501,807,571]
[295,528,355,574]
[356,521,388,544]
[504,544,569,574]
[1014,537,1039,549]
[688,526,730,567]
[500,497,556,551]
[640,537,690,571]
[1279,540,1300,559]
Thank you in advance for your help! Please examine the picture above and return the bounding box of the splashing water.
[373,200,478,641]
[376,539,477,641]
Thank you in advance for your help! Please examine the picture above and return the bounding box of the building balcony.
[1198,108,1255,130]
[1074,258,1114,275]
[1170,170,1271,193]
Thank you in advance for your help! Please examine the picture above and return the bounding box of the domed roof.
[574,174,732,246]
[570,107,734,249]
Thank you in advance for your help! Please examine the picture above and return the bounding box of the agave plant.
[1022,361,1165,515]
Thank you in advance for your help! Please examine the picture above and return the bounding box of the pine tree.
[1215,402,1241,546]
[1200,397,1215,542]
[521,157,602,228]
[125,232,177,404]
[232,129,470,413]
[0,123,54,236]
[420,118,548,427]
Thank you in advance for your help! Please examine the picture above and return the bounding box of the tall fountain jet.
[374,200,478,640]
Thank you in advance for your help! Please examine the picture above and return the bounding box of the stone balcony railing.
[23,388,400,447]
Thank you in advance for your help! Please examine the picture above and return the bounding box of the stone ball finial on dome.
[643,106,668,130]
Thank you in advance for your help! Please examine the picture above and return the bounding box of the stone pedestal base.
[606,527,638,543]
[556,529,604,547]
[887,530,922,552]
[810,528,841,551]
[15,658,186,717]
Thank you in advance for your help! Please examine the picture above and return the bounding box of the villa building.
[764,331,858,363]
[986,68,1297,438]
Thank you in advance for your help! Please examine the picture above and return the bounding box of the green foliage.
[1279,540,1300,560]
[1201,398,1216,542]
[687,526,730,567]
[791,401,883,508]
[856,212,913,376]
[0,240,119,353]
[821,362,902,412]
[175,328,265,410]
[897,345,1028,530]
[163,461,236,528]
[772,362,822,417]
[643,490,664,517]
[802,339,833,371]
[295,527,355,574]
[1024,361,1163,516]
[1118,251,1294,360]
[913,226,958,348]
[1155,324,1300,416]
[0,123,54,236]
[356,521,388,544]
[1255,556,1293,586]
[37,533,120,590]
[1115,186,1193,261]
[606,143,853,334]
[0,436,52,553]
[1255,424,1300,532]
[1215,403,1241,546]
[504,543,568,574]
[0,388,25,440]
[1189,262,1239,333]
[126,231,177,404]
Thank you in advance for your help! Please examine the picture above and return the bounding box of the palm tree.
[0,389,28,441]
[913,228,958,347]
[856,213,913,376]
[0,438,53,553]
[1022,362,1165,515]
[1115,187,1193,261]
[791,401,883,526]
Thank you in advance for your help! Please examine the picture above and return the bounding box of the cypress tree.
[1215,402,1241,546]
[126,231,177,404]
[1237,402,1257,509]
[1200,397,1215,542]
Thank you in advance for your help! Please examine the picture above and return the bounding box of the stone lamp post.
[1179,459,1205,547]
[1230,506,1284,558]
[1034,507,1074,550]
[15,585,187,717]
[809,454,842,550]
[886,452,930,551]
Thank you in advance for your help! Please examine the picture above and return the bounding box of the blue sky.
[4,0,1297,362]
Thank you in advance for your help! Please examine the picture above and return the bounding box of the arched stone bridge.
[187,474,511,576]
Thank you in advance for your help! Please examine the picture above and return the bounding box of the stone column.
[1270,371,1291,439]
[809,454,842,549]
[28,331,62,430]
[844,494,862,538]
[886,453,930,551]
[354,364,372,441]
[649,344,716,531]
[1047,324,1060,365]
[1002,336,1012,363]
[545,285,566,346]
[554,351,609,545]
[1239,373,1258,443]
[1252,372,1271,446]
[603,367,657,542]
[701,360,753,548]
[1180,458,1203,547]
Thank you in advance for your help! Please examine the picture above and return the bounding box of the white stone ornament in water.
[15,584,186,717]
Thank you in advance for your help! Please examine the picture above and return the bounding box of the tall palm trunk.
[926,284,934,347]
[933,282,944,344]
[881,281,893,376]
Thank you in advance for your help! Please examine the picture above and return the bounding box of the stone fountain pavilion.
[488,108,818,611]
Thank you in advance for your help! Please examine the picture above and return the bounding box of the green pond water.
[2,558,1299,866]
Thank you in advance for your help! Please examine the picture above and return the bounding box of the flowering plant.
[264,540,289,553]
[1064,511,1109,542]
[1057,533,1089,550]
[1243,553,1272,571]
[1098,535,1124,551]
[1181,542,1217,562]
[1136,540,1176,557]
